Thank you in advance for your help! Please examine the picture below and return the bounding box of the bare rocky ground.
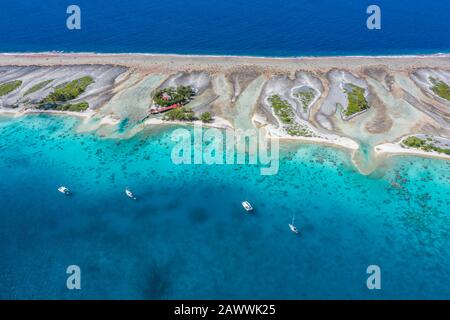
[0,65,127,110]
[0,53,449,171]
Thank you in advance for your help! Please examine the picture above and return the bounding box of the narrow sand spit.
[375,142,450,161]
[0,53,449,173]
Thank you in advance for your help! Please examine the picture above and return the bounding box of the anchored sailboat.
[125,187,137,200]
[241,200,253,212]
[57,186,70,195]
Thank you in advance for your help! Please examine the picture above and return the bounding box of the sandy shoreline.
[1,52,449,171]
[1,52,450,74]
[1,108,449,169]
[3,51,450,60]
[374,142,450,161]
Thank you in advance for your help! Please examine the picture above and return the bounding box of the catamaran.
[242,201,253,212]
[58,186,70,195]
[125,187,137,200]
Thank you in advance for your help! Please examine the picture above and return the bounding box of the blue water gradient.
[0,115,449,299]
[0,0,449,56]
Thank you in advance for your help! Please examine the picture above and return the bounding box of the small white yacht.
[58,186,70,195]
[241,201,253,212]
[125,187,136,200]
[289,214,299,234]
[289,223,299,234]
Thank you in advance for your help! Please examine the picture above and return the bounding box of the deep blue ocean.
[0,0,449,56]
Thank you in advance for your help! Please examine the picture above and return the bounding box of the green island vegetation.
[39,76,94,109]
[163,107,197,121]
[286,124,314,137]
[402,136,450,155]
[153,86,195,107]
[55,102,89,112]
[200,112,213,123]
[294,88,316,112]
[268,95,314,137]
[342,84,370,117]
[429,77,450,101]
[269,95,295,124]
[23,79,54,96]
[0,80,23,96]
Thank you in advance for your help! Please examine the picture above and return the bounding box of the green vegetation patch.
[429,77,450,101]
[41,76,94,105]
[0,80,23,96]
[269,95,295,124]
[55,102,89,112]
[294,88,316,112]
[402,136,450,155]
[163,107,197,121]
[268,95,315,137]
[153,86,195,107]
[286,124,314,137]
[200,112,213,123]
[24,79,53,96]
[343,84,370,117]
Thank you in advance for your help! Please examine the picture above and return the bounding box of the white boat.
[125,188,136,200]
[289,215,299,234]
[241,201,253,212]
[58,186,70,195]
[289,223,299,234]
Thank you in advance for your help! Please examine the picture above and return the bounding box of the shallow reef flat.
[0,53,449,172]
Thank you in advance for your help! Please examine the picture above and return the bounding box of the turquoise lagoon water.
[0,115,449,299]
